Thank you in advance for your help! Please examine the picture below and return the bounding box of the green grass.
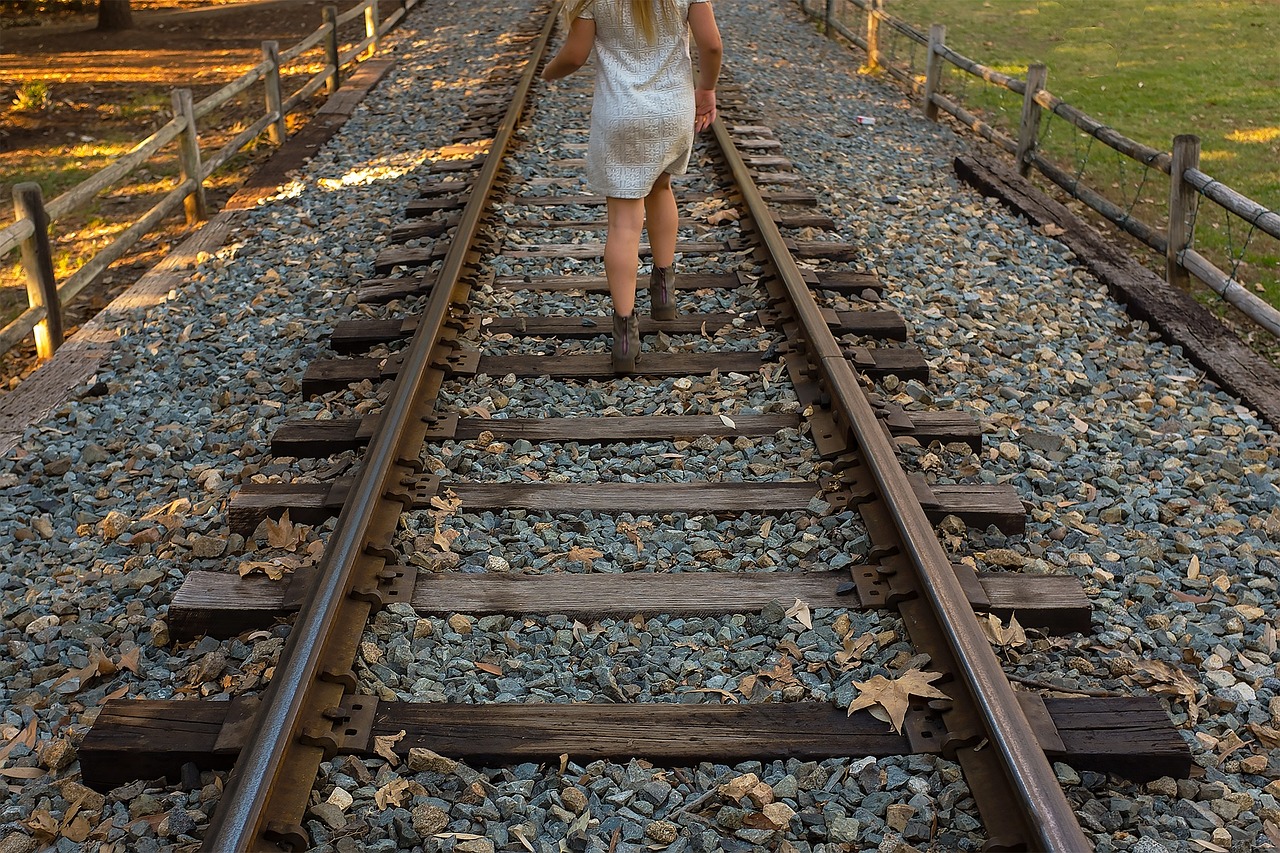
[872,0,1280,309]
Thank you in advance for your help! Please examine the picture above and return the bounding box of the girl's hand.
[694,88,717,132]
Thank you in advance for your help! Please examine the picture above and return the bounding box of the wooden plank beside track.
[955,153,1280,429]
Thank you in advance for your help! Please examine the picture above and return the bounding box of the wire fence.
[800,0,1280,340]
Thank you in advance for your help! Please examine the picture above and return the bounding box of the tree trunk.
[97,0,133,30]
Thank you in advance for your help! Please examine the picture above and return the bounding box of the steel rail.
[200,4,562,849]
[710,118,1092,852]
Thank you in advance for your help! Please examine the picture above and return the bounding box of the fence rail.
[1,0,419,362]
[799,0,1280,339]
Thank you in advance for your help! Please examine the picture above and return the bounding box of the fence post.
[171,89,208,224]
[323,6,341,94]
[1166,134,1201,291]
[824,0,835,34]
[262,41,286,145]
[923,23,945,121]
[865,0,883,71]
[13,183,62,360]
[1016,63,1047,178]
[365,0,380,55]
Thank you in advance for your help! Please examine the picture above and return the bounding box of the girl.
[542,0,723,373]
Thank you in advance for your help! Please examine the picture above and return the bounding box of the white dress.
[577,0,710,198]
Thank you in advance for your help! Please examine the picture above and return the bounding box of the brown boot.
[649,265,676,321]
[612,311,640,374]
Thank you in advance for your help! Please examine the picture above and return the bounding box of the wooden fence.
[0,0,420,361]
[800,0,1280,338]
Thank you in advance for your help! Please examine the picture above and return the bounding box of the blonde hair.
[566,0,680,43]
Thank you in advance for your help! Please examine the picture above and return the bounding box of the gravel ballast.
[1,0,1278,851]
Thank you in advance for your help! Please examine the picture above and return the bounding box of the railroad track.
[77,3,1190,849]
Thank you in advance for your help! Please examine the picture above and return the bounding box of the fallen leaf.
[475,662,503,676]
[433,519,460,552]
[980,613,1027,648]
[785,599,812,630]
[1172,590,1212,604]
[834,633,874,670]
[98,685,130,705]
[1190,840,1229,853]
[374,730,406,766]
[237,560,289,581]
[118,647,142,674]
[430,490,462,514]
[1128,658,1203,724]
[1187,555,1200,579]
[1040,223,1066,237]
[375,777,411,810]
[0,767,46,779]
[265,511,301,550]
[719,413,737,430]
[684,687,739,703]
[845,668,950,733]
[707,209,740,225]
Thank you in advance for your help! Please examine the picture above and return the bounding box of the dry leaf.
[980,613,1027,648]
[265,511,301,550]
[98,685,130,705]
[25,808,58,839]
[719,413,737,430]
[475,662,503,676]
[433,519,460,552]
[617,521,645,552]
[375,777,411,810]
[1128,658,1203,724]
[0,767,46,779]
[118,647,142,674]
[784,599,812,630]
[707,209,740,225]
[511,826,536,852]
[845,668,950,734]
[1187,555,1201,579]
[374,730,406,766]
[1216,730,1249,763]
[1190,840,1229,853]
[237,560,289,581]
[430,490,462,514]
[834,633,874,670]
[684,687,739,703]
[759,518,773,538]
[1040,223,1066,237]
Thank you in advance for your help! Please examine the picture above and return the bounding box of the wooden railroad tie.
[167,565,1090,641]
[300,347,926,396]
[353,269,882,305]
[78,694,1190,792]
[227,477,1026,540]
[328,308,906,352]
[270,407,977,460]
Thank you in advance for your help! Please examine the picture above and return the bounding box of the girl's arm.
[688,2,723,132]
[542,16,595,80]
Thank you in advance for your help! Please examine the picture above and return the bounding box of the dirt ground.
[0,0,390,390]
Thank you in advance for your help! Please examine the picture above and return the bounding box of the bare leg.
[643,172,677,268]
[605,196,645,316]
